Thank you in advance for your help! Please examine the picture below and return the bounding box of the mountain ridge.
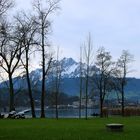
[0,57,140,99]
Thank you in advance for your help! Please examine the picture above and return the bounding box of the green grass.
[0,117,140,140]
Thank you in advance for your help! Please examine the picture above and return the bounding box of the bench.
[91,113,100,117]
[106,123,124,131]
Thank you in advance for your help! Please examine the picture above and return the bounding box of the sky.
[14,0,140,78]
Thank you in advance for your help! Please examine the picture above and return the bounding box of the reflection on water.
[25,108,99,118]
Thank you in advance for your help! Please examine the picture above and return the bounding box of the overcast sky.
[15,0,140,78]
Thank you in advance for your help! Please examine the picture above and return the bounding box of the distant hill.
[0,58,140,100]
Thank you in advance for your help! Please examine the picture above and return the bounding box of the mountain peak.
[60,57,77,67]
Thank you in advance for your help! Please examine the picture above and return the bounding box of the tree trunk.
[9,73,14,111]
[55,91,58,120]
[41,51,45,118]
[41,58,46,118]
[79,76,82,119]
[25,49,36,118]
[26,68,36,118]
[79,93,82,119]
[55,76,58,120]
[26,72,36,118]
[79,47,82,119]
[100,96,103,117]
[41,23,46,118]
[121,83,125,116]
[85,75,89,120]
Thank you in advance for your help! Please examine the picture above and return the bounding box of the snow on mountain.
[60,58,79,78]
[30,69,42,81]
[60,57,77,67]
[60,58,99,78]
[28,57,99,79]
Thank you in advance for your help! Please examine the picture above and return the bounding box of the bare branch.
[0,0,14,16]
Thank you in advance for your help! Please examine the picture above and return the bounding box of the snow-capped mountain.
[0,57,99,95]
[60,57,79,78]
[1,58,140,97]
[29,57,99,79]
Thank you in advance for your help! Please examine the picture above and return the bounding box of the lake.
[25,108,99,118]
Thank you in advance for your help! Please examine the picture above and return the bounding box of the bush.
[109,107,140,116]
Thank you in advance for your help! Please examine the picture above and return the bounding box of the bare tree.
[115,50,134,116]
[94,47,114,117]
[33,0,60,118]
[79,46,83,119]
[83,33,93,120]
[0,20,24,111]
[54,47,62,119]
[15,13,38,118]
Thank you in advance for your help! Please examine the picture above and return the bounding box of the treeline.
[0,0,61,118]
[0,89,78,108]
[79,34,134,119]
[0,0,134,119]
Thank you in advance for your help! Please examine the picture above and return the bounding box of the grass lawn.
[0,117,140,140]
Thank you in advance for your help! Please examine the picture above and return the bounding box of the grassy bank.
[0,117,140,140]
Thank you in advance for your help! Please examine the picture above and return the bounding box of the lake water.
[25,108,99,118]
